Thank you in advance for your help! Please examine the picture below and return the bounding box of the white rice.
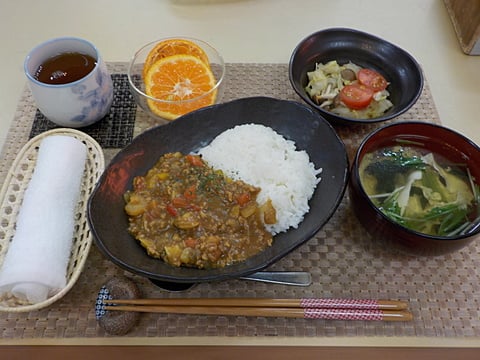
[197,124,322,235]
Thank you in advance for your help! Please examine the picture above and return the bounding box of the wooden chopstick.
[103,304,413,322]
[104,297,408,311]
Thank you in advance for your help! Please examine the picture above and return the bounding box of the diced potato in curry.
[124,152,275,269]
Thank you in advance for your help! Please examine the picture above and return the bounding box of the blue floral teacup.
[24,37,113,127]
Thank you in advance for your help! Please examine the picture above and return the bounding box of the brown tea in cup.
[25,36,113,127]
[34,52,97,85]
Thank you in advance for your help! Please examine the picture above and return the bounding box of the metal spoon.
[149,271,313,291]
[241,271,312,286]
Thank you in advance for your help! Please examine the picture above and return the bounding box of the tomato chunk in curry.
[124,152,276,269]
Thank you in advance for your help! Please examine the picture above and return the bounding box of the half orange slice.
[144,54,217,120]
[143,38,210,79]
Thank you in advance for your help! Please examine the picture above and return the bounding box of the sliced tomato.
[339,84,374,110]
[357,68,388,92]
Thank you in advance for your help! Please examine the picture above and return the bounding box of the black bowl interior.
[289,27,424,124]
[88,96,349,283]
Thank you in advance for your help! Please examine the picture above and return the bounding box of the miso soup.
[359,145,480,237]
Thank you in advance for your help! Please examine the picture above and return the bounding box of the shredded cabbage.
[305,60,393,119]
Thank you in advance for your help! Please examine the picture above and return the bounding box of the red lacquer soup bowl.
[349,121,480,256]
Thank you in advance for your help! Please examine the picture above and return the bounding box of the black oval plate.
[87,97,349,283]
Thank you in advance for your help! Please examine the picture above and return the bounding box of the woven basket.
[0,128,105,312]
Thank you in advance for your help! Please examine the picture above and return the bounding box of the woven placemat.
[1,62,479,340]
[29,74,137,148]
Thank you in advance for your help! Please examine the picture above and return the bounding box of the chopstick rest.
[96,276,141,335]
[0,135,86,304]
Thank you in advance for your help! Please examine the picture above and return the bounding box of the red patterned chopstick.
[107,297,408,311]
[299,298,406,310]
[103,304,412,322]
[303,308,411,321]
[102,298,412,322]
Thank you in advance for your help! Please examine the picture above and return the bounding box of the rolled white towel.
[0,135,86,304]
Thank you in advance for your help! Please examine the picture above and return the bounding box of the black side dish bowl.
[88,96,349,284]
[289,27,424,125]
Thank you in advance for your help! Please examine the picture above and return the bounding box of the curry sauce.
[124,152,276,269]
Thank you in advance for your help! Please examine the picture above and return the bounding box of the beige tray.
[0,128,105,312]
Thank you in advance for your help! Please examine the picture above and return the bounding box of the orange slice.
[144,54,217,120]
[143,38,210,79]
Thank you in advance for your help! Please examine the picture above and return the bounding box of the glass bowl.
[127,37,226,124]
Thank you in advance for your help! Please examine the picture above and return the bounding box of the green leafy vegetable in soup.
[359,145,480,236]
